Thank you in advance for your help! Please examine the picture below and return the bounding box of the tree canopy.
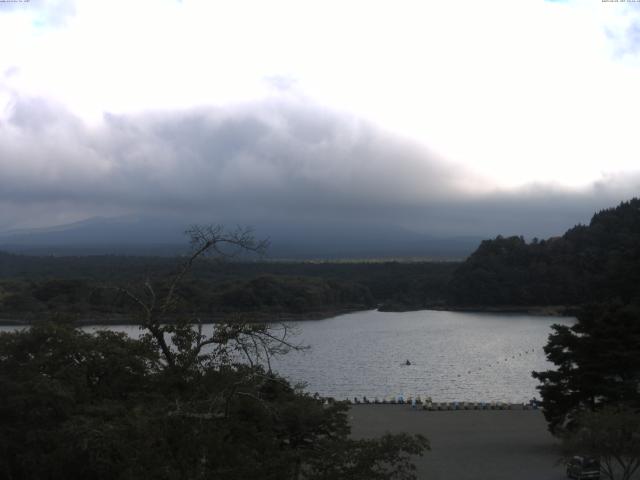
[449,198,640,307]
[532,302,640,434]
[562,406,640,480]
[0,225,429,479]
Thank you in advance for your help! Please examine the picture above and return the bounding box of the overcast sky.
[1,0,639,238]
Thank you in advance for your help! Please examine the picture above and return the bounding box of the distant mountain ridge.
[0,216,130,236]
[0,215,482,260]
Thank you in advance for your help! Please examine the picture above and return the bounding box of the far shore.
[423,304,577,317]
[0,304,577,327]
[0,307,365,327]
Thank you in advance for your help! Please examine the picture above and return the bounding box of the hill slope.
[448,198,640,306]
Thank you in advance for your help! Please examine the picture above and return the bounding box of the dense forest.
[524,202,640,467]
[2,198,640,323]
[0,254,456,323]
[448,198,640,308]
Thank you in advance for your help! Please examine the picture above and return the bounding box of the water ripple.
[270,309,573,403]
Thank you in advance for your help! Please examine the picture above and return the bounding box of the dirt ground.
[349,405,566,480]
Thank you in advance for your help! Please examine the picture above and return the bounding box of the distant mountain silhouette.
[0,215,482,259]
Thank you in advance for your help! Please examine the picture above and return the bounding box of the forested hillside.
[0,255,457,322]
[448,198,640,307]
[3,198,639,320]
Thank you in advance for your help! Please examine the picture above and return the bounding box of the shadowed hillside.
[448,198,640,307]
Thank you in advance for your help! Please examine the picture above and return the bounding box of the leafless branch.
[117,225,311,379]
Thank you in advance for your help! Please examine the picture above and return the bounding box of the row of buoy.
[458,347,541,377]
[401,348,543,378]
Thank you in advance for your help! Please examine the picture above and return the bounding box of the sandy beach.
[349,405,565,480]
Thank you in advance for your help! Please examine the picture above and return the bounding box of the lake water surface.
[269,309,573,403]
[2,309,573,403]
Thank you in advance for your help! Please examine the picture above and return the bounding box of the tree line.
[0,256,457,322]
[448,198,640,307]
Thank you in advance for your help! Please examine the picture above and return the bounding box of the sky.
[1,0,639,238]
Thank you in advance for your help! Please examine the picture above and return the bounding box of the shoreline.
[0,307,366,327]
[378,303,577,317]
[423,304,577,317]
[0,304,576,327]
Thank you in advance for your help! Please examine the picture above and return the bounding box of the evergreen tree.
[532,302,640,433]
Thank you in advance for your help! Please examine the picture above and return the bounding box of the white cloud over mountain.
[1,0,639,238]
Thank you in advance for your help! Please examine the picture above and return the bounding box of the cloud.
[1,89,639,238]
[1,0,640,240]
[604,3,640,58]
[1,0,639,190]
[0,0,76,28]
[0,91,476,226]
[619,16,640,56]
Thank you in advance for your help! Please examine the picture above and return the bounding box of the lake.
[271,309,573,403]
[2,309,573,403]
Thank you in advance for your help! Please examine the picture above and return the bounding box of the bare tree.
[119,225,301,373]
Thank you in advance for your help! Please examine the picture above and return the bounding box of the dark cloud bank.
[1,90,638,257]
